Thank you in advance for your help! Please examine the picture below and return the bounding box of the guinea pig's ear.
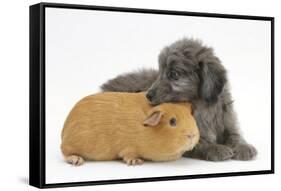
[143,110,164,127]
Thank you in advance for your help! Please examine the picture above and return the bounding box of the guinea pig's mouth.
[184,143,195,151]
[183,136,198,151]
[177,140,197,156]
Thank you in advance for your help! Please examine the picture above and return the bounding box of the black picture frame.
[29,2,275,189]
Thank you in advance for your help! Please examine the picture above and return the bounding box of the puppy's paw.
[65,155,85,166]
[123,157,144,166]
[205,144,233,161]
[232,143,257,160]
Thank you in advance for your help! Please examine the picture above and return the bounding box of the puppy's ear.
[143,109,164,127]
[158,47,169,65]
[198,59,226,104]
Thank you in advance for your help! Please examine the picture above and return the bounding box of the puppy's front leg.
[223,104,257,161]
[224,128,257,161]
[184,139,234,161]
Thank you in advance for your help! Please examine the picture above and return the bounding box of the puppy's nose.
[146,89,156,101]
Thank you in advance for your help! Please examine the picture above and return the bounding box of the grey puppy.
[101,38,257,161]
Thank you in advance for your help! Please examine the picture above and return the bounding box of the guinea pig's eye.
[169,118,177,127]
[168,70,180,80]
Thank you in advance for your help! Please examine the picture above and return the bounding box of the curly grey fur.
[101,38,257,161]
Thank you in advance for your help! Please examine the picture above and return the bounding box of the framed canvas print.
[29,2,274,188]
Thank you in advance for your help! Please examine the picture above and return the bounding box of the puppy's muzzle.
[146,89,156,102]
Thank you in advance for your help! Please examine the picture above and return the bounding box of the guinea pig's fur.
[61,92,199,166]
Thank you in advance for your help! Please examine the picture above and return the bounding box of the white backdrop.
[0,0,279,191]
[45,7,271,184]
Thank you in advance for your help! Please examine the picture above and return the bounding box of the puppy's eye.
[168,70,180,80]
[169,118,177,127]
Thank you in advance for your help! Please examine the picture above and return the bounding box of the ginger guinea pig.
[61,92,199,166]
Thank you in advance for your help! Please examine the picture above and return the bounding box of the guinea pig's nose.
[187,134,196,139]
[146,89,156,101]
